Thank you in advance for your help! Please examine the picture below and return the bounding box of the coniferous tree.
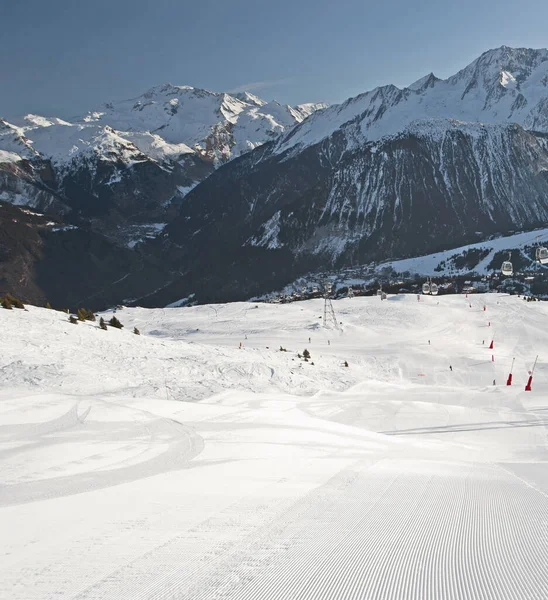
[99,317,108,330]
[109,316,124,329]
[77,308,87,321]
[46,302,52,310]
[133,327,140,335]
[1,297,13,310]
[69,315,78,324]
[6,294,24,309]
[303,349,311,359]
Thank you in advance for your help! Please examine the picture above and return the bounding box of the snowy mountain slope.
[1,87,326,170]
[2,295,548,598]
[275,46,548,156]
[380,226,548,277]
[82,84,327,164]
[0,118,39,160]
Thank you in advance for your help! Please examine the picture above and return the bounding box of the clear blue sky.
[2,0,548,119]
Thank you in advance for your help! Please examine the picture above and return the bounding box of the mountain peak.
[451,46,548,89]
[407,73,440,92]
[231,91,267,107]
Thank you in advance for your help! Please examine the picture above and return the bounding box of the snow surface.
[0,149,21,163]
[2,295,548,598]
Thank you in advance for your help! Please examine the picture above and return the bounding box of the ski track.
[1,294,548,598]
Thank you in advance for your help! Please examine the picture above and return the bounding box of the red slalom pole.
[492,354,495,362]
[484,305,486,311]
[506,357,515,386]
[489,340,494,350]
[525,355,539,391]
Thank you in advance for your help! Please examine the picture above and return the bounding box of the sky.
[2,0,548,119]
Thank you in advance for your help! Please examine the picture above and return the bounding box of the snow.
[124,223,167,248]
[500,70,518,89]
[5,121,147,168]
[2,294,548,598]
[247,210,282,249]
[0,149,21,163]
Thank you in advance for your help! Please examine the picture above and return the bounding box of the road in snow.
[1,294,548,598]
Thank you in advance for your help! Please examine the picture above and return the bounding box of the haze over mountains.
[2,46,548,308]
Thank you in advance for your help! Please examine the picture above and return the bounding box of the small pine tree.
[6,294,24,309]
[45,302,52,309]
[1,297,12,310]
[109,316,124,329]
[77,308,96,321]
[344,360,349,367]
[133,327,140,335]
[99,317,108,330]
[69,315,78,324]
[303,349,311,359]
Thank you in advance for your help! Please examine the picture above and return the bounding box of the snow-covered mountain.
[1,85,327,173]
[0,86,326,240]
[3,46,548,309]
[149,47,548,306]
[83,84,327,164]
[275,46,548,156]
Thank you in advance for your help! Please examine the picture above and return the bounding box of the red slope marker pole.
[492,354,495,362]
[489,340,494,350]
[525,355,539,391]
[507,357,515,386]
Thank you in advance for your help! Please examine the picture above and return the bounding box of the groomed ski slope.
[1,294,548,599]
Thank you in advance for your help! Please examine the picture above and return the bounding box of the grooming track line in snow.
[1,294,548,599]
